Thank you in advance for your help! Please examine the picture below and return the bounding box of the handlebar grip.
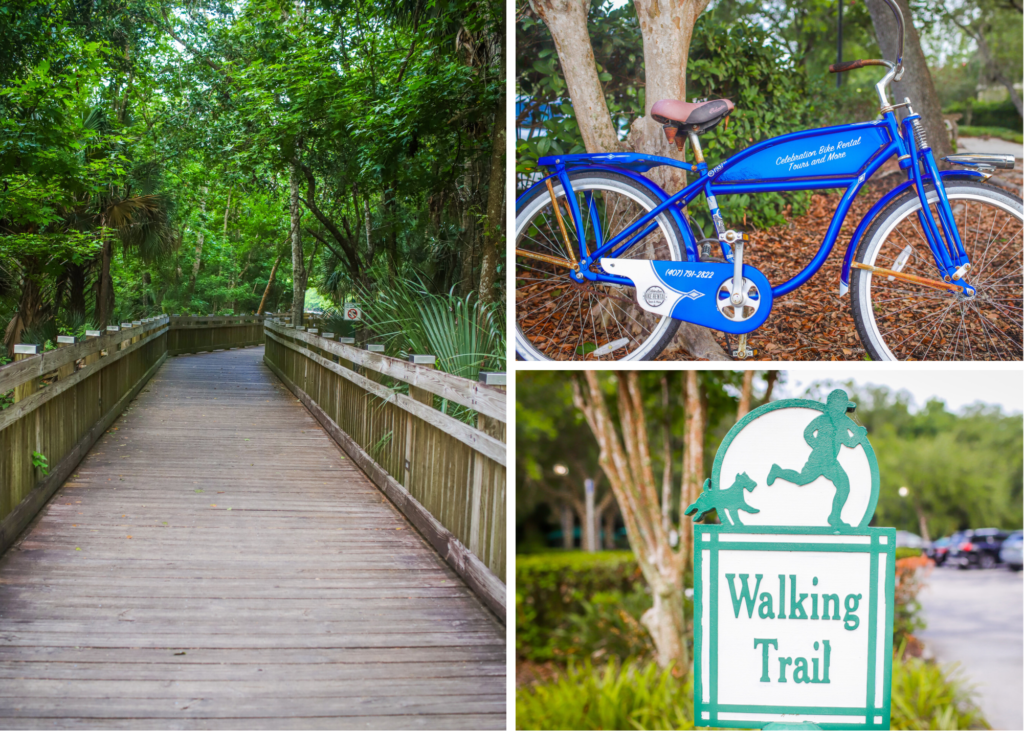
[828,59,889,74]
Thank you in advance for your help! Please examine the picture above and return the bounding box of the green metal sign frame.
[693,524,896,730]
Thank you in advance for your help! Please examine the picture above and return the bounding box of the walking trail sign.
[687,389,896,730]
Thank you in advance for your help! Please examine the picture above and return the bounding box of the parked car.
[947,529,1012,569]
[999,531,1023,571]
[926,533,964,566]
[896,530,924,549]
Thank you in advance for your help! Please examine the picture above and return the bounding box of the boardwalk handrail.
[0,316,169,554]
[168,314,265,355]
[263,318,507,620]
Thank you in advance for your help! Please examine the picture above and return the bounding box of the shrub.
[551,587,654,663]
[890,645,988,730]
[959,126,1024,144]
[944,98,1022,131]
[517,653,987,731]
[894,554,933,651]
[516,551,646,661]
[896,547,924,560]
[516,658,694,731]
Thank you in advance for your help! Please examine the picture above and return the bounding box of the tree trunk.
[865,0,952,159]
[66,263,87,320]
[188,189,208,297]
[737,370,754,420]
[914,501,931,544]
[257,251,284,316]
[680,371,704,553]
[572,372,688,671]
[478,74,505,306]
[661,374,673,535]
[528,0,621,153]
[290,163,306,326]
[97,237,114,327]
[603,509,616,549]
[628,0,711,194]
[561,503,574,549]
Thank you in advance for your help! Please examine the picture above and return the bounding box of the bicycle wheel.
[515,170,687,361]
[851,181,1023,360]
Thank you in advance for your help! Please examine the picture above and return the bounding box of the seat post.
[688,131,705,164]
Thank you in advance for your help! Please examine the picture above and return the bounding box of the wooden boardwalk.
[0,347,505,729]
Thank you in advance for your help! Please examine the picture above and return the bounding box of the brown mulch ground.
[657,159,1024,361]
[660,184,885,362]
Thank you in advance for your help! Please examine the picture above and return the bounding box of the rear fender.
[518,166,699,261]
[839,170,986,295]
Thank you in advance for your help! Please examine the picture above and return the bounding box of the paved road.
[917,565,1023,730]
[958,135,1023,159]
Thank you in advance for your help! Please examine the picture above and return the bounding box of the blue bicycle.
[515,0,1021,361]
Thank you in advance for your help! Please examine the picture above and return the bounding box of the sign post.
[689,389,895,730]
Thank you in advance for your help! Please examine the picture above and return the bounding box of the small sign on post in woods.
[343,303,362,321]
[689,389,895,730]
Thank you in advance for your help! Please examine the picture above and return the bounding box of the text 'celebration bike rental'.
[515,0,1022,361]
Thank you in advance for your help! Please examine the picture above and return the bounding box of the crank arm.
[851,262,965,293]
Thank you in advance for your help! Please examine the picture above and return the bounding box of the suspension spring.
[911,118,929,151]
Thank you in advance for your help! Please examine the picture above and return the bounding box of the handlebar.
[828,59,890,74]
[830,0,904,81]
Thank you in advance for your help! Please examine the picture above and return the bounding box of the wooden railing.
[263,319,507,619]
[168,315,264,355]
[0,316,169,554]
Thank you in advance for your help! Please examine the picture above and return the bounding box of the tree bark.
[561,502,575,549]
[628,0,712,194]
[737,370,754,420]
[865,0,952,159]
[97,237,114,327]
[257,250,284,316]
[680,371,704,554]
[478,61,505,306]
[573,372,688,671]
[661,374,673,536]
[528,0,622,153]
[187,189,208,297]
[289,162,306,326]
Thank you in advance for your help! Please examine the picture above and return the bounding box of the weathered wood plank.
[265,357,506,621]
[0,346,505,727]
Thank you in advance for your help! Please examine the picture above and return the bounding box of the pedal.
[732,333,757,360]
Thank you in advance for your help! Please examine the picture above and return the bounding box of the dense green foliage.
[944,98,1023,131]
[958,126,1023,143]
[853,386,1023,538]
[516,551,649,662]
[516,653,987,731]
[0,0,504,360]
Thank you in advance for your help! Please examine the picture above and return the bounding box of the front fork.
[902,114,975,296]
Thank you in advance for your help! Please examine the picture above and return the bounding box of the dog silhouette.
[685,472,760,526]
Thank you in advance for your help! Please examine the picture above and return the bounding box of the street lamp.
[898,486,909,531]
[553,463,568,476]
[898,486,909,498]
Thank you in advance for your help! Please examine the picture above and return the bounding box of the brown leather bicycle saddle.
[651,98,734,133]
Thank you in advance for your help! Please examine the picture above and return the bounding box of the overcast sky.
[773,371,1023,415]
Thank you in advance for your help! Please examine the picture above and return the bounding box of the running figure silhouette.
[767,389,869,528]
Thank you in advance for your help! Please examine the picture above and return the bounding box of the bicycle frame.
[528,109,977,299]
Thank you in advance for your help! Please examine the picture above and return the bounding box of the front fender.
[839,170,986,295]
[517,164,699,260]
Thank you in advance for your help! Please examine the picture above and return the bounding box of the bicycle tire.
[851,180,1023,360]
[515,169,687,361]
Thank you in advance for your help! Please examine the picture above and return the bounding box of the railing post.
[12,344,39,403]
[469,371,506,561]
[364,344,385,384]
[404,355,436,488]
[84,331,102,367]
[56,336,77,379]
[337,337,355,370]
